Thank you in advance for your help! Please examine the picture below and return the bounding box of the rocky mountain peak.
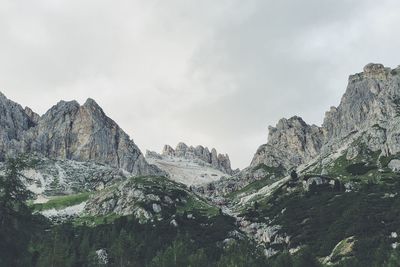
[0,93,161,176]
[148,142,234,175]
[0,92,38,160]
[323,63,400,140]
[24,107,40,124]
[251,115,324,171]
[162,144,175,156]
[363,63,389,79]
[83,97,99,107]
[250,63,400,173]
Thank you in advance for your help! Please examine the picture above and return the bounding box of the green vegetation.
[4,151,400,266]
[315,139,398,184]
[345,162,377,176]
[0,156,47,267]
[253,164,285,177]
[227,177,279,200]
[130,176,219,217]
[32,192,91,211]
[227,164,285,200]
[380,153,400,168]
[241,178,400,266]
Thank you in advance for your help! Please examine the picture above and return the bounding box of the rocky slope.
[146,143,237,186]
[159,143,234,175]
[0,93,164,198]
[250,116,324,171]
[0,92,38,160]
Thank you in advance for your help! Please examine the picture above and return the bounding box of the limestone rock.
[0,92,162,176]
[250,116,324,171]
[250,63,400,173]
[148,142,234,175]
[388,159,400,172]
[0,92,37,160]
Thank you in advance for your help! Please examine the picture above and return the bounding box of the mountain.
[146,143,237,186]
[0,92,38,160]
[252,63,400,174]
[250,116,324,171]
[214,63,400,198]
[214,63,400,265]
[3,63,400,266]
[0,93,163,197]
[161,142,234,175]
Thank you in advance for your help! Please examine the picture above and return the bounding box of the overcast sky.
[1,0,400,169]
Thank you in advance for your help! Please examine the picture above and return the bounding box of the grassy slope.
[32,192,91,211]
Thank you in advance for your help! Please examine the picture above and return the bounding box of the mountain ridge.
[0,92,162,176]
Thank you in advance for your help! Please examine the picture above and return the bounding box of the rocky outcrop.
[0,92,37,160]
[323,63,400,141]
[0,92,161,176]
[250,116,324,171]
[155,142,233,175]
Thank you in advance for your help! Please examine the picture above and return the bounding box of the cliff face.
[323,63,400,140]
[250,63,400,172]
[0,92,38,160]
[160,142,233,175]
[250,116,324,171]
[0,94,160,176]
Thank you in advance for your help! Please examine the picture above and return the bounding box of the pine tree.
[0,156,36,266]
[290,170,298,181]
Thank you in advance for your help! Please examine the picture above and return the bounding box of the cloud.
[1,0,400,168]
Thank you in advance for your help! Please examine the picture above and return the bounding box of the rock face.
[323,63,398,141]
[0,92,38,160]
[0,93,161,176]
[146,143,235,186]
[158,142,233,175]
[250,116,324,171]
[250,63,400,172]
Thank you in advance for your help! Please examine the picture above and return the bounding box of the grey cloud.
[1,0,400,168]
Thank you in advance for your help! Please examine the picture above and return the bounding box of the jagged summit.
[0,92,161,176]
[0,91,38,160]
[250,62,400,173]
[146,142,236,186]
[251,115,323,170]
[150,142,233,175]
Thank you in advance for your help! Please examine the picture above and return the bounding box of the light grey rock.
[95,249,109,265]
[250,116,324,171]
[388,159,400,172]
[175,142,188,157]
[0,92,37,160]
[211,148,219,169]
[152,203,162,213]
[162,145,175,157]
[148,142,234,175]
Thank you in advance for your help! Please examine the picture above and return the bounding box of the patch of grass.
[177,195,219,217]
[73,213,121,226]
[379,153,400,168]
[32,192,91,211]
[346,163,377,175]
[253,164,285,177]
[227,177,280,200]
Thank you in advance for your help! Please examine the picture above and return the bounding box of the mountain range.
[2,63,400,266]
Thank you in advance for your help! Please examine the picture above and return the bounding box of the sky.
[1,0,400,169]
